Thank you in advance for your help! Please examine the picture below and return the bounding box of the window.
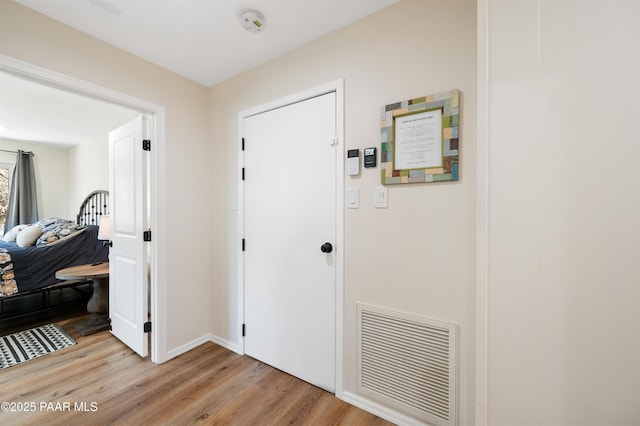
[0,164,12,236]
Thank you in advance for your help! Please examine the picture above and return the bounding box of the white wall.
[68,116,140,216]
[209,0,477,423]
[68,139,108,215]
[0,139,112,222]
[0,138,71,220]
[0,1,211,358]
[1,134,125,224]
[479,0,640,423]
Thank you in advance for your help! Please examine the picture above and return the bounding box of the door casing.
[238,79,345,397]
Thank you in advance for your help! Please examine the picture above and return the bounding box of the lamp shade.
[98,215,110,241]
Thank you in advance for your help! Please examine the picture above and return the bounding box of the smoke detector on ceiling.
[241,11,265,33]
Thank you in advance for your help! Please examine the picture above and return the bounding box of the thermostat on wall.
[364,147,377,168]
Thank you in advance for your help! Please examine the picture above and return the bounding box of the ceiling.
[15,0,399,87]
[1,0,398,147]
[0,71,140,147]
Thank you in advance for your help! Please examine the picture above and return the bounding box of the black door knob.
[321,242,333,253]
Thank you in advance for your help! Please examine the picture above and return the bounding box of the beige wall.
[481,0,640,423]
[0,139,71,220]
[209,0,477,422]
[0,1,212,354]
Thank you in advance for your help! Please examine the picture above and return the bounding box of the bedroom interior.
[0,190,109,318]
[0,71,140,331]
[1,0,639,425]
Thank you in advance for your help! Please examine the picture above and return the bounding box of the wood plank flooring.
[0,314,394,425]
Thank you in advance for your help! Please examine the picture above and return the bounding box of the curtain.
[5,150,38,231]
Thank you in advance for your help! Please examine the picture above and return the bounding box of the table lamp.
[98,215,111,246]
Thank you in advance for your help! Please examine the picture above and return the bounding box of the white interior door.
[243,92,337,392]
[108,116,149,357]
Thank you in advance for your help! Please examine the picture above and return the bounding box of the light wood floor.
[1,313,394,425]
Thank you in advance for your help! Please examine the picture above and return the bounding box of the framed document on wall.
[380,89,460,184]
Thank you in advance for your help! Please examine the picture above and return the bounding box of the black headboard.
[77,190,109,226]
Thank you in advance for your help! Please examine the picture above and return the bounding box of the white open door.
[108,116,149,357]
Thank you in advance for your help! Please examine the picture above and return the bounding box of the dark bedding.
[0,225,108,296]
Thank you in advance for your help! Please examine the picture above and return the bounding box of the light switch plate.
[374,186,388,208]
[347,188,359,209]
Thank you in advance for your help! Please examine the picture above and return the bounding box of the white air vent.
[357,303,457,425]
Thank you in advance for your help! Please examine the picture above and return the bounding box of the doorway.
[239,80,345,393]
[0,54,166,362]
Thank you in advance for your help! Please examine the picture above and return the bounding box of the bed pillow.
[2,224,28,242]
[16,224,43,247]
[36,221,86,247]
[37,217,70,230]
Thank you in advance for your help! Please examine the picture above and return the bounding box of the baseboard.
[340,391,429,426]
[162,332,242,363]
[207,333,242,354]
[164,334,213,360]
[164,333,243,361]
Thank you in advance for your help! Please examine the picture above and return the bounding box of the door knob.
[320,242,333,253]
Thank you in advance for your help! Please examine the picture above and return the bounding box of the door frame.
[238,79,345,397]
[0,54,168,363]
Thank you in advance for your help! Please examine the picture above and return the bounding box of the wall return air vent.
[357,303,458,425]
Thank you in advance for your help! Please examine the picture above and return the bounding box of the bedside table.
[56,262,109,336]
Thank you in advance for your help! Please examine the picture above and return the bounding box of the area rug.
[0,323,76,369]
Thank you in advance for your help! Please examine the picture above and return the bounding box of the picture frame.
[380,89,459,184]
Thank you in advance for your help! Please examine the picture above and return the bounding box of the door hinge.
[144,322,152,333]
[242,238,245,251]
[242,138,245,151]
[242,168,245,180]
[143,139,151,151]
[242,323,246,337]
[143,230,152,241]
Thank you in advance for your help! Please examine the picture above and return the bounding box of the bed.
[0,190,110,319]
